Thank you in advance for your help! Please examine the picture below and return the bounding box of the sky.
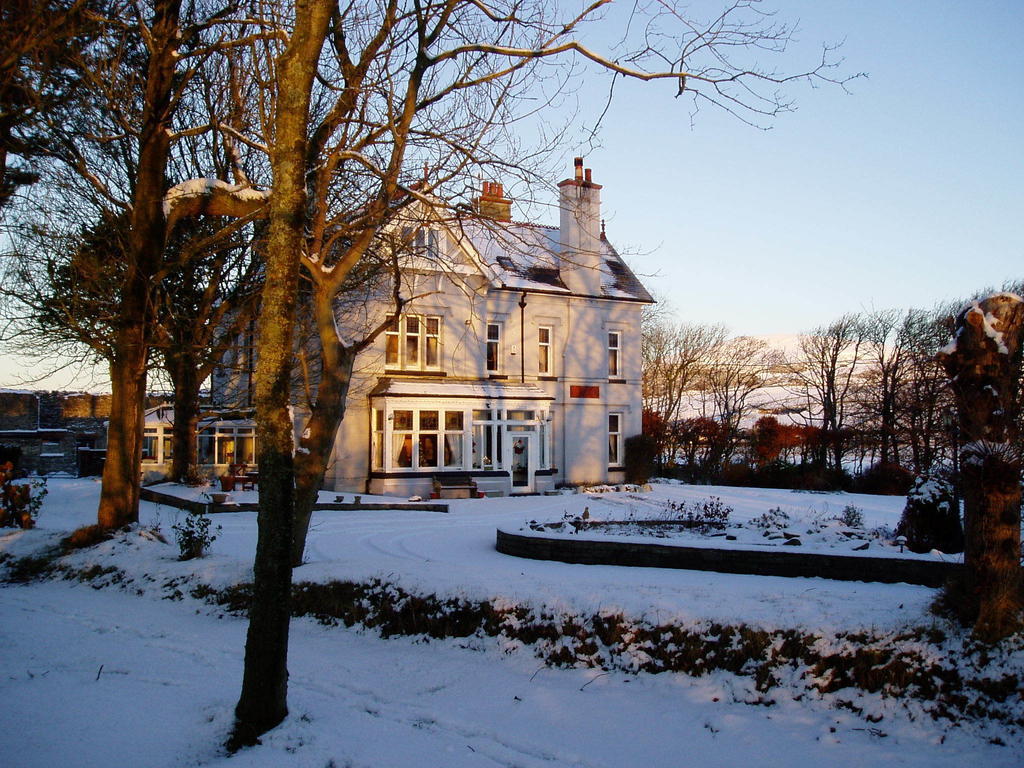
[562,0,1023,335]
[1,0,1021,390]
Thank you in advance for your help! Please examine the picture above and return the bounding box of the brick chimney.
[477,181,512,222]
[558,157,603,297]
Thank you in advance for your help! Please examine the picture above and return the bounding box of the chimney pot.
[584,168,592,183]
[574,157,583,181]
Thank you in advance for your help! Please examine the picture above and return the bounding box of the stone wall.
[496,529,965,588]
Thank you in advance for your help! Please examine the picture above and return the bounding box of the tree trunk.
[96,0,180,527]
[168,352,201,482]
[97,339,147,528]
[230,0,333,749]
[292,341,355,567]
[939,293,1024,642]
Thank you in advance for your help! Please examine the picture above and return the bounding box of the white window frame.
[538,326,553,375]
[608,331,621,378]
[384,314,443,371]
[486,323,502,372]
[608,412,623,466]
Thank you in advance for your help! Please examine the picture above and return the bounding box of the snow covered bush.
[171,510,220,560]
[897,475,963,554]
[751,506,791,531]
[835,504,865,529]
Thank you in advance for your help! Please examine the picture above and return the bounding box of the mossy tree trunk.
[939,292,1024,642]
[230,0,333,748]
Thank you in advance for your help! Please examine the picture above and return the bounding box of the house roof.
[451,219,654,302]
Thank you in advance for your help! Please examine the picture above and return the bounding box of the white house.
[208,158,652,496]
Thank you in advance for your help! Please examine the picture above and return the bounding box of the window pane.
[418,434,438,468]
[445,411,463,430]
[539,327,549,343]
[472,424,485,468]
[419,410,439,430]
[375,409,384,430]
[609,414,620,432]
[507,410,533,421]
[393,433,413,467]
[444,434,463,467]
[385,334,398,366]
[487,323,500,341]
[237,435,255,465]
[426,336,438,367]
[609,435,619,464]
[198,434,215,464]
[218,436,236,465]
[393,410,413,430]
[538,346,549,374]
[406,316,420,333]
[406,335,419,366]
[472,409,491,421]
[609,349,619,377]
[372,432,383,469]
[426,317,439,334]
[486,341,498,371]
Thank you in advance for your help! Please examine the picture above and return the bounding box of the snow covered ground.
[1,479,1020,767]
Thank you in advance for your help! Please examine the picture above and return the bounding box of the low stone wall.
[495,529,965,587]
[140,486,448,514]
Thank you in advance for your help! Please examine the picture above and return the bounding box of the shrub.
[171,510,221,560]
[896,475,963,554]
[854,461,915,495]
[751,506,791,531]
[0,461,46,529]
[836,504,865,529]
[624,434,658,485]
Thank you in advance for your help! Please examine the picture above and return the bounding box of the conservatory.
[367,379,556,496]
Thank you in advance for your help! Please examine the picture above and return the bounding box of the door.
[509,432,536,493]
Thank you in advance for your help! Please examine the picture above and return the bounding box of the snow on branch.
[162,178,270,231]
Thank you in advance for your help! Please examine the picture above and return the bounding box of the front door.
[508,432,536,493]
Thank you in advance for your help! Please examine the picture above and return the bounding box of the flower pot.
[219,475,236,492]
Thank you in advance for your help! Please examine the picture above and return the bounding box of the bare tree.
[896,306,956,475]
[789,314,866,472]
[0,0,277,529]
[700,335,781,468]
[858,309,911,466]
[211,0,856,744]
[154,216,263,481]
[642,314,725,425]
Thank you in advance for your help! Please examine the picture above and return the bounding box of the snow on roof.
[370,378,555,401]
[452,218,652,302]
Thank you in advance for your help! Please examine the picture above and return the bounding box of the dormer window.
[385,314,442,371]
[403,226,441,260]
